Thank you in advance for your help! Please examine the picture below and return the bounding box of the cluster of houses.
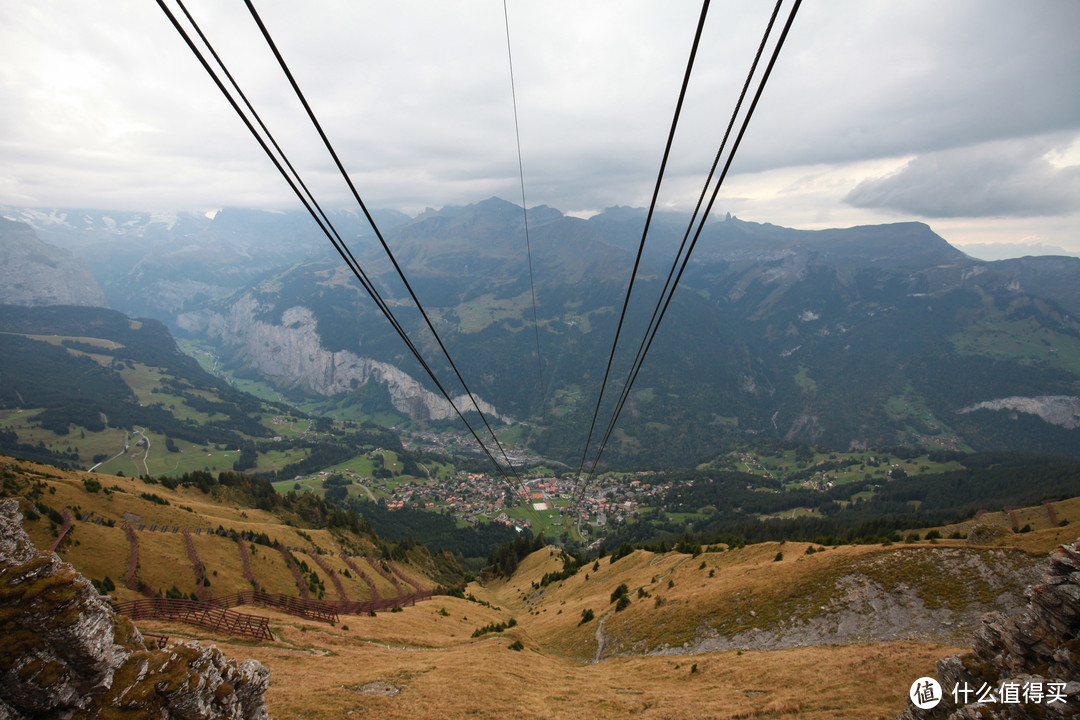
[568,473,664,529]
[735,452,773,479]
[298,459,675,537]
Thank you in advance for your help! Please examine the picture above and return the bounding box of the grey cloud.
[843,136,1080,218]
[736,0,1080,172]
[3,0,1080,224]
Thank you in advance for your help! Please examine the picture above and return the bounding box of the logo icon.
[910,677,942,709]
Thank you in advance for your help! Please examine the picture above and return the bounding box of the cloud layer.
[1,0,1079,248]
[845,136,1080,218]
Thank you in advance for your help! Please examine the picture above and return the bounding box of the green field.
[710,447,964,496]
[453,292,531,333]
[794,365,818,394]
[177,339,292,404]
[950,315,1080,374]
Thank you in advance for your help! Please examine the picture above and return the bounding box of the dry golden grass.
[39,521,129,586]
[10,461,432,601]
[358,555,405,598]
[911,495,1080,556]
[7,458,1071,718]
[136,607,957,720]
[514,542,892,661]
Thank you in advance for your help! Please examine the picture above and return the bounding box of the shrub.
[578,609,594,626]
[139,492,169,506]
[610,583,629,603]
[615,595,631,612]
[773,551,783,562]
[609,543,634,564]
[675,539,702,557]
[509,640,524,651]
[472,618,516,637]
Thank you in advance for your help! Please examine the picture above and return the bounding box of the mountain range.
[3,198,1079,465]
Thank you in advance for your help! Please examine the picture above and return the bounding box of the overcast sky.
[2,0,1079,251]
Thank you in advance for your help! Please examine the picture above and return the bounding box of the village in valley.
[273,444,667,543]
[271,443,965,546]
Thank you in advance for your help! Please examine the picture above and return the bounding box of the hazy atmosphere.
[2,0,1079,252]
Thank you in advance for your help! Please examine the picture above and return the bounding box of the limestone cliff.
[177,294,510,423]
[959,395,1080,430]
[0,498,271,719]
[0,218,106,307]
[897,542,1080,719]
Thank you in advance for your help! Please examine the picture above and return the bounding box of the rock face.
[0,499,272,719]
[898,542,1080,719]
[177,295,510,423]
[0,218,106,307]
[958,395,1080,430]
[642,547,1039,659]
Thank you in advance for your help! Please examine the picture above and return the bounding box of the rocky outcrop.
[0,218,106,307]
[0,499,271,719]
[958,395,1080,429]
[177,295,510,423]
[898,542,1080,719]
[647,547,1038,659]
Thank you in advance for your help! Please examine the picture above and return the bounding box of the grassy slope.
[0,329,312,476]
[7,457,1080,719]
[7,460,431,602]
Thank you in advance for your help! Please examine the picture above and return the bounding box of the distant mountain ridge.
[0,206,409,321]
[3,199,1079,463]
[959,241,1080,262]
[166,199,1080,462]
[0,218,105,307]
